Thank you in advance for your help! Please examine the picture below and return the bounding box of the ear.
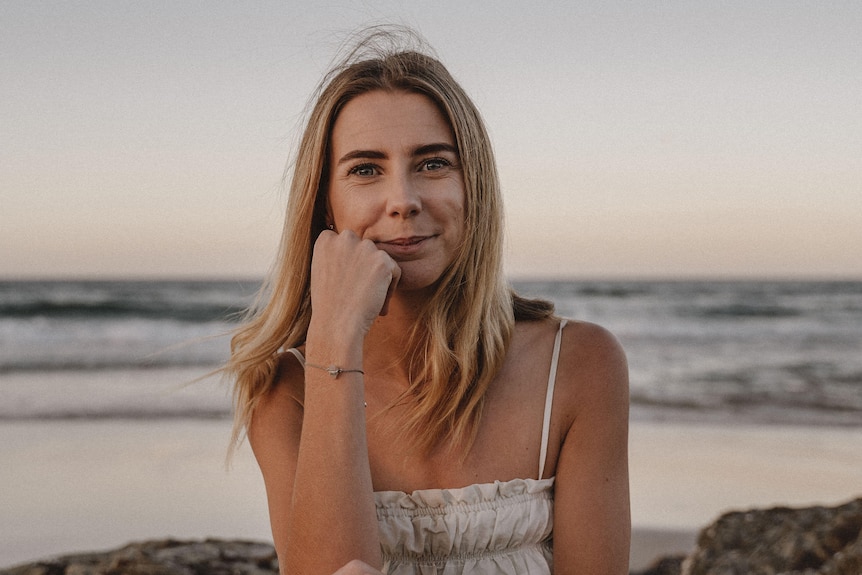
[324,200,335,231]
[324,206,333,229]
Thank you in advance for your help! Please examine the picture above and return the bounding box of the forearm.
[283,333,381,573]
[278,230,397,572]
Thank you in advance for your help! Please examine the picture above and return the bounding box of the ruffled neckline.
[374,476,555,507]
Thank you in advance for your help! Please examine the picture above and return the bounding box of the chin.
[395,263,448,293]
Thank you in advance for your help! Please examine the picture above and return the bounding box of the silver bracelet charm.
[305,362,364,379]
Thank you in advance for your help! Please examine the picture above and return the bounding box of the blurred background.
[1,1,860,570]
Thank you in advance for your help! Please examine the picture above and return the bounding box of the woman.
[227,28,630,575]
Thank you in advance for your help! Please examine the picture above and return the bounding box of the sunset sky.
[3,1,860,279]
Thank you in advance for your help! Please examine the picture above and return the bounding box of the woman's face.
[326,90,465,292]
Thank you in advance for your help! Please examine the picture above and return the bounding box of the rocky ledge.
[0,539,278,575]
[636,497,862,575]
[2,498,860,575]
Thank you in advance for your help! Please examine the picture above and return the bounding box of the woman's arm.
[552,322,631,574]
[249,230,399,574]
[247,364,305,569]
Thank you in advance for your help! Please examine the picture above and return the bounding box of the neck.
[363,289,430,381]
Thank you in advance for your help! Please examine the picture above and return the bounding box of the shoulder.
[247,349,306,450]
[560,320,628,382]
[554,319,629,428]
[512,317,627,379]
[549,322,631,573]
[549,321,631,571]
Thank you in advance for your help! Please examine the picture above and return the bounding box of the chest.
[364,372,552,492]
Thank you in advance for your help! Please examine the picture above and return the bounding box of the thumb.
[379,262,401,317]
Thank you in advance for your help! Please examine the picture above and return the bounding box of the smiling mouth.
[379,236,432,246]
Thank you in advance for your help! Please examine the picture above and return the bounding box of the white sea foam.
[1,279,860,425]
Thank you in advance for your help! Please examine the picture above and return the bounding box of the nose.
[386,173,421,218]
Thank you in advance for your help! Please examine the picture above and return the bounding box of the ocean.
[1,279,860,427]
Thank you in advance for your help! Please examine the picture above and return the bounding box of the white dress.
[289,320,567,574]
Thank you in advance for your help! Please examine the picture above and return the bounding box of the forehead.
[330,90,455,154]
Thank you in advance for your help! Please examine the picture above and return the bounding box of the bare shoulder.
[560,320,627,378]
[247,350,305,455]
[511,317,627,382]
[506,318,627,472]
[551,320,631,571]
[244,351,308,566]
[556,319,629,426]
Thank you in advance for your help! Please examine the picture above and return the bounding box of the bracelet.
[305,362,365,379]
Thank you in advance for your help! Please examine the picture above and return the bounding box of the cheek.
[328,191,380,234]
[432,185,464,221]
[447,197,467,245]
[453,186,467,229]
[327,186,358,218]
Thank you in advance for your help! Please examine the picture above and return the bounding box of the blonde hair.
[227,27,552,456]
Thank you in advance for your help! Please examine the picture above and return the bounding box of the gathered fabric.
[375,476,554,574]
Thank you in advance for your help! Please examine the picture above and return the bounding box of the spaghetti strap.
[285,347,306,367]
[538,319,567,480]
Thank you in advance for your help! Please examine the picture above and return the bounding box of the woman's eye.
[348,163,378,177]
[421,158,451,171]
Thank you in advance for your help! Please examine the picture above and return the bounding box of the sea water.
[1,279,860,426]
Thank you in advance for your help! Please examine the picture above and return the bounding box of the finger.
[331,559,384,574]
[379,262,401,317]
[311,229,337,262]
[316,228,337,243]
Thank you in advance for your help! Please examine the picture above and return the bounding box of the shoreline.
[628,421,862,531]
[2,419,860,570]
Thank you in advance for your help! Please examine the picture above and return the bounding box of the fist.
[310,229,401,334]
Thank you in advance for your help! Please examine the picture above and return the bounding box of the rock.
[633,554,686,575]
[680,497,862,575]
[0,539,278,575]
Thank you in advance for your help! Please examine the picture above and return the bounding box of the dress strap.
[538,319,567,480]
[285,347,306,367]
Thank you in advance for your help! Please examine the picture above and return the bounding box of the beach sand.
[1,419,859,571]
[627,421,862,568]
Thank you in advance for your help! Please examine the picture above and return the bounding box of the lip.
[375,235,435,257]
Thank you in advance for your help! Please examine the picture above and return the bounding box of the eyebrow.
[335,149,386,166]
[414,143,459,157]
[335,143,459,166]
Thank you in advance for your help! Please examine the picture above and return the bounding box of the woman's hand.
[331,559,385,575]
[310,229,401,340]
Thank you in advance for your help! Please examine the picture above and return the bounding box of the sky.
[2,1,861,280]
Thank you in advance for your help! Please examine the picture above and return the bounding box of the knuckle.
[315,230,334,248]
[342,559,365,572]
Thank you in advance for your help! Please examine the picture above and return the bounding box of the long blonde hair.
[227,27,552,456]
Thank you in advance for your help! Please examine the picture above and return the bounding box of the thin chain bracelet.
[305,362,365,379]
